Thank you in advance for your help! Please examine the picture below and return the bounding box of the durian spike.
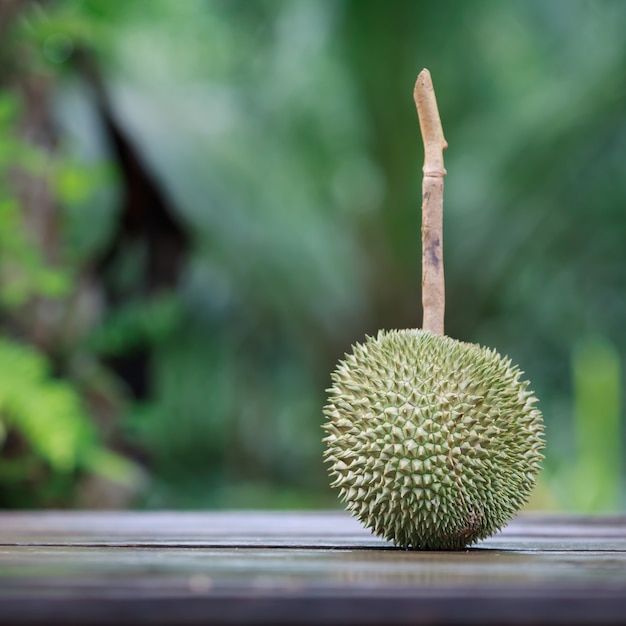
[414,69,448,336]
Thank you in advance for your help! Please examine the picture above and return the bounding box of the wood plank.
[1,511,625,547]
[0,512,624,625]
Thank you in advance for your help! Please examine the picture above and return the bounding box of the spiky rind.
[323,329,544,550]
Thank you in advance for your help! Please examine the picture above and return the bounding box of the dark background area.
[0,0,624,511]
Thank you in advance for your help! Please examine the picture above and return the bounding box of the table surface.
[0,511,625,625]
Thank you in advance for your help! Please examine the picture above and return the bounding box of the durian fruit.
[322,70,545,550]
[323,329,544,550]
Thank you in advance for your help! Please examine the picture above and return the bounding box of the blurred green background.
[0,0,624,512]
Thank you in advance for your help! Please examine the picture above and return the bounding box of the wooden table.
[0,512,624,625]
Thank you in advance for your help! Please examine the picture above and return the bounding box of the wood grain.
[0,512,624,625]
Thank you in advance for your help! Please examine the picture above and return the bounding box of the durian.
[322,70,545,550]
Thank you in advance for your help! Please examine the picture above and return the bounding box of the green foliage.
[2,0,626,510]
[0,95,70,307]
[0,88,108,309]
[0,338,90,472]
[0,337,137,506]
[88,293,182,356]
[0,4,134,506]
[570,336,623,511]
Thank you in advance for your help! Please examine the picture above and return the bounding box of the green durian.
[322,70,545,549]
[323,329,545,550]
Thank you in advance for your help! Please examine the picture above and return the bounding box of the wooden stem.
[414,69,447,336]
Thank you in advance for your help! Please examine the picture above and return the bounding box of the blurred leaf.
[0,338,92,471]
[570,336,623,511]
[3,0,626,511]
[83,447,144,487]
[89,292,183,356]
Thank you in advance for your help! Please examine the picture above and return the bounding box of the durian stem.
[414,69,447,336]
